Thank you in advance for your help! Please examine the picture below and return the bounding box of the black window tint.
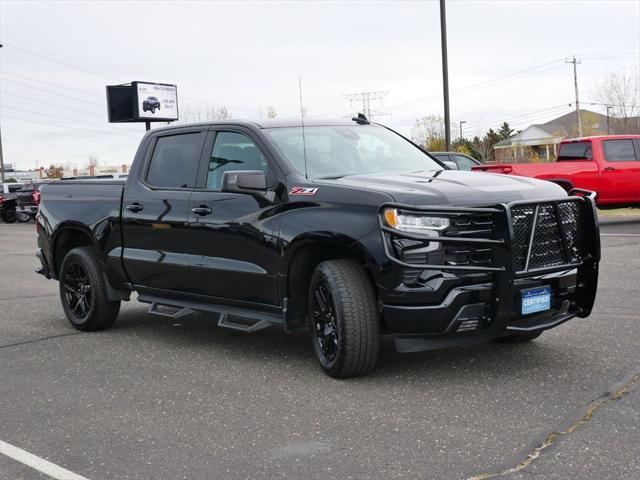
[8,185,23,192]
[603,139,637,162]
[207,132,268,190]
[434,154,449,162]
[147,133,202,188]
[558,141,592,160]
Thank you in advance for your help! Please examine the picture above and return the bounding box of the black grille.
[511,201,586,271]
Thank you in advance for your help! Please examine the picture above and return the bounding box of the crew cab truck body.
[36,119,600,377]
[472,135,640,207]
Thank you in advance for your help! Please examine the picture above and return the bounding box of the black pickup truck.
[36,117,600,377]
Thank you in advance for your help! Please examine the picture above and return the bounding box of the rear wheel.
[309,259,379,378]
[1,209,17,223]
[495,331,543,343]
[59,247,120,331]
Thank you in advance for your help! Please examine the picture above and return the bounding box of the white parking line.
[601,233,640,237]
[0,439,90,480]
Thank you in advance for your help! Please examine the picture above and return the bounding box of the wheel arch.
[51,223,100,278]
[282,235,381,332]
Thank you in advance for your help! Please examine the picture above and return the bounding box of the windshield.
[263,125,443,179]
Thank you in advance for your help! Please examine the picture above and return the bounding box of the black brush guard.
[379,189,600,336]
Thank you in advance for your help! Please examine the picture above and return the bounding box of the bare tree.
[411,115,445,150]
[88,155,99,168]
[266,106,277,118]
[597,70,640,134]
[180,104,232,123]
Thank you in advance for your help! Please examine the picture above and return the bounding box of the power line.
[343,91,390,119]
[1,91,105,117]
[1,70,105,98]
[1,115,140,138]
[383,58,566,112]
[2,105,139,135]
[3,42,260,115]
[0,77,105,106]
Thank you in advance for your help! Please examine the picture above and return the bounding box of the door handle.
[604,166,615,171]
[126,203,143,213]
[191,206,212,215]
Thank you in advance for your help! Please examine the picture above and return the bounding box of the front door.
[600,138,640,204]
[122,129,206,293]
[187,129,281,306]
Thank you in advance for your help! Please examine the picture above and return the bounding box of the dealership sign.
[106,81,179,124]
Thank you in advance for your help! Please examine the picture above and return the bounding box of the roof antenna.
[298,75,309,179]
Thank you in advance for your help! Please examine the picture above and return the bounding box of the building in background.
[1,164,39,183]
[493,109,640,163]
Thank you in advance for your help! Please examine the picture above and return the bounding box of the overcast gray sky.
[1,0,639,171]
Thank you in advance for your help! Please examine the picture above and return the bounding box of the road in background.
[0,222,638,480]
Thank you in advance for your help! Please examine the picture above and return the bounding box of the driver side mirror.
[221,170,275,206]
[221,170,267,193]
[443,161,458,170]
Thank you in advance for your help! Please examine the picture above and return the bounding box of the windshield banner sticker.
[290,187,318,196]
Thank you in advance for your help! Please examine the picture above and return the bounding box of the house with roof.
[493,109,639,163]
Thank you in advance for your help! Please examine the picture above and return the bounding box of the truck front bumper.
[378,190,600,352]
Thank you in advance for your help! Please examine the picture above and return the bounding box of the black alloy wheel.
[62,261,93,321]
[312,281,339,364]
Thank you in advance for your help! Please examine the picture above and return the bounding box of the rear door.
[186,128,281,306]
[122,128,207,293]
[600,138,640,204]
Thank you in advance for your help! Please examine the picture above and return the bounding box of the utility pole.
[459,120,466,141]
[343,91,390,119]
[439,0,451,151]
[0,43,5,182]
[606,105,613,135]
[566,55,582,137]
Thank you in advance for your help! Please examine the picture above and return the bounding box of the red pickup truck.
[472,135,640,207]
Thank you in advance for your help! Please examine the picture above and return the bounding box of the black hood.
[330,170,567,206]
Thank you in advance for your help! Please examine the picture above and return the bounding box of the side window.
[146,133,203,188]
[434,154,450,162]
[603,139,637,162]
[558,141,593,160]
[453,155,476,171]
[207,131,268,190]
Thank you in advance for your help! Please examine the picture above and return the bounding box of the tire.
[1,209,16,223]
[17,211,31,223]
[59,246,120,331]
[495,331,543,343]
[309,259,379,378]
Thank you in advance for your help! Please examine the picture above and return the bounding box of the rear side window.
[558,141,592,161]
[603,139,637,162]
[146,133,203,188]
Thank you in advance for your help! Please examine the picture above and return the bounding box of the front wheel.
[309,259,380,378]
[59,247,120,331]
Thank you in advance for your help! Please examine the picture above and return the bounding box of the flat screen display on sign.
[135,82,178,121]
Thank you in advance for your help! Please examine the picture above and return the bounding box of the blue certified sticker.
[521,286,551,315]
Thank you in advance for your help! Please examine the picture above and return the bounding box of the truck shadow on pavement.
[105,302,579,383]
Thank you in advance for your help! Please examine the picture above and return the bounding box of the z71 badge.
[290,187,319,196]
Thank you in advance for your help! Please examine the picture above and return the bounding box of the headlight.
[383,208,450,233]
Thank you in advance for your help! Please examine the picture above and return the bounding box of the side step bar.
[137,294,283,333]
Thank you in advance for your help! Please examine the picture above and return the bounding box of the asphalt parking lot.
[1,221,638,480]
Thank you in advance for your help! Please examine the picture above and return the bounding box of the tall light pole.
[0,43,5,182]
[439,0,451,151]
[459,120,466,141]
[606,105,613,135]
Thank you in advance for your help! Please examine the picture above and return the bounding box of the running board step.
[217,313,272,333]
[147,302,194,319]
[137,293,283,333]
